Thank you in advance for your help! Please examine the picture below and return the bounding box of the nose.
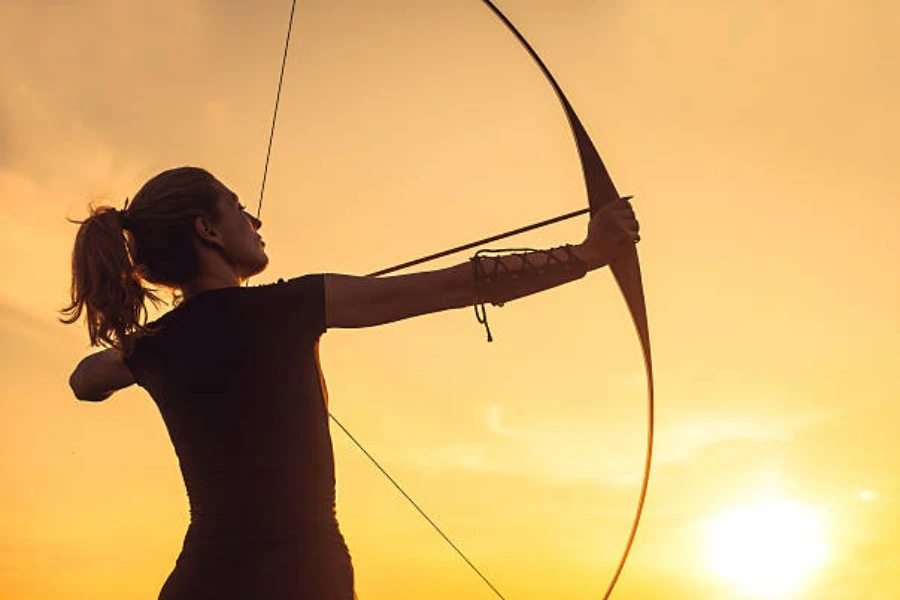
[247,214,262,230]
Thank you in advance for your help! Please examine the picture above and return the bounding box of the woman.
[62,166,639,599]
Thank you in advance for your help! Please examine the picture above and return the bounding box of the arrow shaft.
[367,206,591,277]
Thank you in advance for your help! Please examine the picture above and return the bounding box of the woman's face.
[212,185,269,279]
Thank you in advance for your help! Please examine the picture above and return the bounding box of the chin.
[243,253,270,279]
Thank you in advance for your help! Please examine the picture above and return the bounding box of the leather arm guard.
[471,244,589,341]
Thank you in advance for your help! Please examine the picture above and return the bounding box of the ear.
[193,214,224,249]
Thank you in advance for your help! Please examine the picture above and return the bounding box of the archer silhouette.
[62,166,639,599]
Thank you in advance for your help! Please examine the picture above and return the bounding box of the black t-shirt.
[124,274,336,545]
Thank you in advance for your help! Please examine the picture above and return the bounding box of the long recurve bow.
[476,2,655,597]
[255,2,654,598]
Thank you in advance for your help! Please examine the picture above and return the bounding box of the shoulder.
[255,274,325,300]
[121,318,165,368]
[252,274,328,336]
[267,274,325,290]
[121,304,183,372]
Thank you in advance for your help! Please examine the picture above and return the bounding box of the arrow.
[367,197,631,277]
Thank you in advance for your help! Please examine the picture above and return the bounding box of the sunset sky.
[1,1,898,599]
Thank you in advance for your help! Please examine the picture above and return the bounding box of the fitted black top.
[124,275,336,545]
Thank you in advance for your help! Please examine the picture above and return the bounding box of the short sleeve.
[271,274,327,339]
[121,330,157,388]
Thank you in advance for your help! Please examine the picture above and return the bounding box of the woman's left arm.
[323,197,639,329]
[323,197,639,330]
[323,242,606,329]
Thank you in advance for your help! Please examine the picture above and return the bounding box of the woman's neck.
[180,272,242,301]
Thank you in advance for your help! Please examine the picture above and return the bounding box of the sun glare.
[705,501,829,598]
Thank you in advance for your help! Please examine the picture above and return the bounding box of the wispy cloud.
[400,403,829,488]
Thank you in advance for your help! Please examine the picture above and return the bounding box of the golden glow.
[2,1,899,598]
[705,501,830,598]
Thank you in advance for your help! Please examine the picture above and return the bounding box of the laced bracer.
[470,245,589,341]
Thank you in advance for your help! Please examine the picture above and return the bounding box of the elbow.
[69,368,104,402]
[68,369,90,401]
[69,369,87,400]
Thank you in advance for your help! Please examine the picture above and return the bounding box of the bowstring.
[255,0,296,219]
[255,2,505,598]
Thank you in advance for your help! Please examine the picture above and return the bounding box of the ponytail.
[60,203,162,354]
[61,166,224,353]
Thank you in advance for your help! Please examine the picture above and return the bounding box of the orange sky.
[1,1,898,599]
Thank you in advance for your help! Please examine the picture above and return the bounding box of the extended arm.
[324,242,606,329]
[69,348,135,401]
[324,198,638,329]
[325,199,640,328]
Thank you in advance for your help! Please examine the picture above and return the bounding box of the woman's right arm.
[69,348,136,401]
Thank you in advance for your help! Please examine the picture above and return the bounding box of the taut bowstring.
[254,2,506,598]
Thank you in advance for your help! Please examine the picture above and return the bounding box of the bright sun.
[705,501,830,598]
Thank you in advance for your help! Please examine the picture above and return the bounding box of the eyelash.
[238,204,248,212]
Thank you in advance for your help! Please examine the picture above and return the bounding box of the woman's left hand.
[581,197,640,266]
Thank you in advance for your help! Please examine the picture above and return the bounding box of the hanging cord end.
[474,300,494,343]
[472,251,497,342]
